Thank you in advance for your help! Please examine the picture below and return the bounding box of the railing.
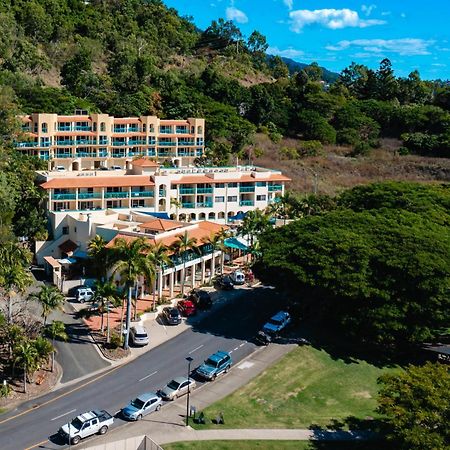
[197,202,213,208]
[78,192,101,199]
[15,142,39,148]
[130,191,154,198]
[128,140,146,145]
[239,186,255,193]
[56,140,75,146]
[158,141,177,146]
[99,139,108,145]
[240,200,254,206]
[178,140,195,146]
[197,187,213,194]
[176,128,189,134]
[76,139,96,145]
[111,141,127,146]
[57,126,71,131]
[111,152,126,158]
[113,128,127,133]
[181,202,195,208]
[128,151,146,157]
[76,152,97,157]
[40,142,51,147]
[55,153,73,158]
[53,193,76,200]
[159,190,166,197]
[159,129,173,134]
[179,187,195,195]
[128,127,140,132]
[148,149,156,156]
[74,126,91,131]
[105,192,129,198]
[158,152,176,157]
[268,185,283,192]
[39,153,50,160]
[98,150,108,157]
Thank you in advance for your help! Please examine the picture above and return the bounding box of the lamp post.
[185,356,193,426]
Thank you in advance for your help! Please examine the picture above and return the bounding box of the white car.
[230,270,246,285]
[75,287,94,303]
[129,325,149,346]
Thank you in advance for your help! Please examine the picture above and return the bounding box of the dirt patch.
[90,330,130,361]
[352,391,372,399]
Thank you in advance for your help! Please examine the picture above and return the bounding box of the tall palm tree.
[44,320,68,372]
[88,235,108,279]
[170,197,182,221]
[0,242,32,323]
[201,229,229,281]
[110,237,155,350]
[147,243,171,310]
[92,279,119,338]
[14,340,39,393]
[170,232,197,295]
[29,285,65,325]
[239,209,271,261]
[33,336,53,369]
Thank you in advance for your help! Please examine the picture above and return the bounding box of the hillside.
[279,56,339,83]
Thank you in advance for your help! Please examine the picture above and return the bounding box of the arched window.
[190,213,196,221]
[41,122,48,133]
[199,212,206,220]
[100,122,106,132]
[218,212,225,219]
[208,212,215,220]
[197,126,203,134]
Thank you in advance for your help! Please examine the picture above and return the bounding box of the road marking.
[139,370,158,382]
[233,346,239,351]
[24,438,48,450]
[188,344,204,354]
[239,343,245,348]
[51,408,76,421]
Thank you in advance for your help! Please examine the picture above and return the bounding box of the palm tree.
[239,209,271,262]
[88,235,108,279]
[147,243,171,311]
[92,279,119,341]
[110,237,155,350]
[170,197,182,221]
[0,242,32,323]
[14,340,39,393]
[29,285,65,325]
[201,229,229,282]
[44,320,68,372]
[33,336,53,369]
[170,232,197,295]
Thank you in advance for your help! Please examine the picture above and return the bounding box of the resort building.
[16,111,205,170]
[37,158,290,225]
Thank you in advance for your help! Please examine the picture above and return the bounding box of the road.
[0,286,284,450]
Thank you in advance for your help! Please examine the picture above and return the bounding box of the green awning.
[224,237,248,251]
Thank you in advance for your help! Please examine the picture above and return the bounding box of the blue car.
[121,392,162,420]
[262,311,291,335]
[196,351,232,381]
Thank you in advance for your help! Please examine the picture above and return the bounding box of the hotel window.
[215,183,225,188]
[100,122,106,132]
[197,126,203,134]
[227,196,237,202]
[228,183,238,188]
[143,124,146,132]
[215,196,225,203]
[256,195,267,201]
[149,124,154,132]
[41,123,48,133]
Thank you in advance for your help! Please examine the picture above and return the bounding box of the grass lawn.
[193,346,399,429]
[163,441,385,450]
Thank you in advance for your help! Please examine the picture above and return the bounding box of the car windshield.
[170,310,179,317]
[205,358,218,368]
[167,380,180,390]
[135,333,147,338]
[268,318,283,326]
[131,398,145,408]
[71,418,83,430]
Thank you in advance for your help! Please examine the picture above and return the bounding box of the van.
[75,287,94,303]
[231,270,245,285]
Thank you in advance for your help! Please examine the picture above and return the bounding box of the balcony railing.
[78,192,102,199]
[98,150,108,157]
[57,126,71,131]
[56,140,75,146]
[181,202,195,208]
[111,141,127,146]
[179,187,195,195]
[176,128,189,134]
[40,142,51,147]
[268,185,283,192]
[105,192,129,198]
[178,140,195,146]
[240,200,254,206]
[111,152,126,158]
[55,153,73,158]
[239,186,255,193]
[128,127,140,132]
[128,140,146,145]
[15,142,39,148]
[53,193,76,200]
[76,152,97,158]
[130,191,154,198]
[158,151,176,157]
[158,141,177,146]
[76,139,96,145]
[74,126,92,131]
[196,202,213,208]
[197,187,213,194]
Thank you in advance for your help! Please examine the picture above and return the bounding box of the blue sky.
[163,0,450,80]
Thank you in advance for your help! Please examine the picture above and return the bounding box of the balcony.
[176,128,189,134]
[56,140,75,146]
[53,193,76,200]
[178,140,195,146]
[99,139,108,145]
[181,202,195,208]
[76,139,96,145]
[76,152,96,158]
[57,126,71,132]
[55,153,73,158]
[239,186,255,193]
[98,150,109,157]
[39,152,50,161]
[268,185,283,192]
[196,202,213,208]
[240,200,254,206]
[130,191,154,198]
[128,151,146,157]
[147,149,156,156]
[15,142,39,148]
[179,187,195,195]
[113,127,127,133]
[111,140,127,146]
[197,187,213,194]
[196,149,203,156]
[74,126,92,131]
[128,126,140,133]
[128,139,146,145]
[158,141,177,146]
[111,151,126,158]
[158,151,176,157]
[40,142,51,148]
[78,192,101,199]
[105,191,129,199]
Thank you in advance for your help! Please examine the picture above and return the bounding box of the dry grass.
[253,134,450,195]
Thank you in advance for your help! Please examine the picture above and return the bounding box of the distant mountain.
[279,57,340,83]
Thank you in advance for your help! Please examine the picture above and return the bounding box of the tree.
[44,320,68,372]
[29,285,65,325]
[14,340,39,393]
[33,335,53,369]
[201,231,227,281]
[247,30,268,54]
[146,243,171,311]
[170,232,197,295]
[304,62,323,82]
[377,362,450,450]
[110,237,155,350]
[88,235,108,280]
[92,279,119,341]
[238,209,272,258]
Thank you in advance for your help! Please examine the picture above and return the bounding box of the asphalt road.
[0,286,284,450]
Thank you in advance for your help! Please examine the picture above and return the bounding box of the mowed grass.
[163,441,384,450]
[194,346,398,429]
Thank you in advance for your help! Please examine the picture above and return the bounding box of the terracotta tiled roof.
[132,158,160,167]
[138,218,185,232]
[41,175,155,189]
[43,256,61,268]
[113,118,142,124]
[20,116,32,122]
[171,174,291,185]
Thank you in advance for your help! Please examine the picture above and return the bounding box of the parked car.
[109,165,122,170]
[196,351,232,381]
[129,325,149,346]
[177,299,197,317]
[75,287,94,303]
[161,307,182,325]
[121,392,162,420]
[262,311,291,335]
[189,289,213,309]
[158,377,196,401]
[255,330,272,346]
[214,275,234,290]
[230,270,246,285]
[58,410,114,445]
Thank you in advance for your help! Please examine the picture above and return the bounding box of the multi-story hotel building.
[16,111,205,170]
[37,158,290,228]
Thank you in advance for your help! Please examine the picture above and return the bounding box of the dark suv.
[189,289,212,310]
[161,307,182,325]
[196,351,232,380]
[214,275,234,290]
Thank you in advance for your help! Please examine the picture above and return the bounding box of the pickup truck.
[58,409,114,445]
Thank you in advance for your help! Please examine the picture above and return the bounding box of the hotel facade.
[16,112,205,170]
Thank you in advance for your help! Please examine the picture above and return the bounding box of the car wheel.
[79,299,84,304]
[213,373,217,380]
[136,414,142,421]
[225,365,230,373]
[99,425,108,435]
[71,436,81,445]
[156,404,161,411]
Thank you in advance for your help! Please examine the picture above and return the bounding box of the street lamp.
[185,356,193,426]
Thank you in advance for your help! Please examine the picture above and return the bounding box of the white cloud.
[268,46,304,59]
[361,4,376,16]
[400,12,406,18]
[289,9,386,32]
[432,63,446,67]
[283,0,293,10]
[226,6,248,23]
[381,11,391,16]
[326,38,434,56]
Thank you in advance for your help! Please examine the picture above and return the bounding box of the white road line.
[233,347,239,351]
[51,409,76,421]
[229,350,233,353]
[239,343,245,348]
[139,370,158,382]
[188,344,204,354]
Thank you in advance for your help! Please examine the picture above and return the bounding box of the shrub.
[109,332,122,349]
[352,141,372,156]
[279,146,299,159]
[298,140,323,157]
[337,127,360,146]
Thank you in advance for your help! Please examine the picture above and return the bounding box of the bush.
[351,141,372,156]
[0,383,11,398]
[269,131,283,143]
[109,332,122,349]
[337,127,361,146]
[298,140,323,157]
[279,146,299,159]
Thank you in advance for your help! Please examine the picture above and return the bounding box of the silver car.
[158,377,196,401]
[121,392,162,420]
[129,325,149,346]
